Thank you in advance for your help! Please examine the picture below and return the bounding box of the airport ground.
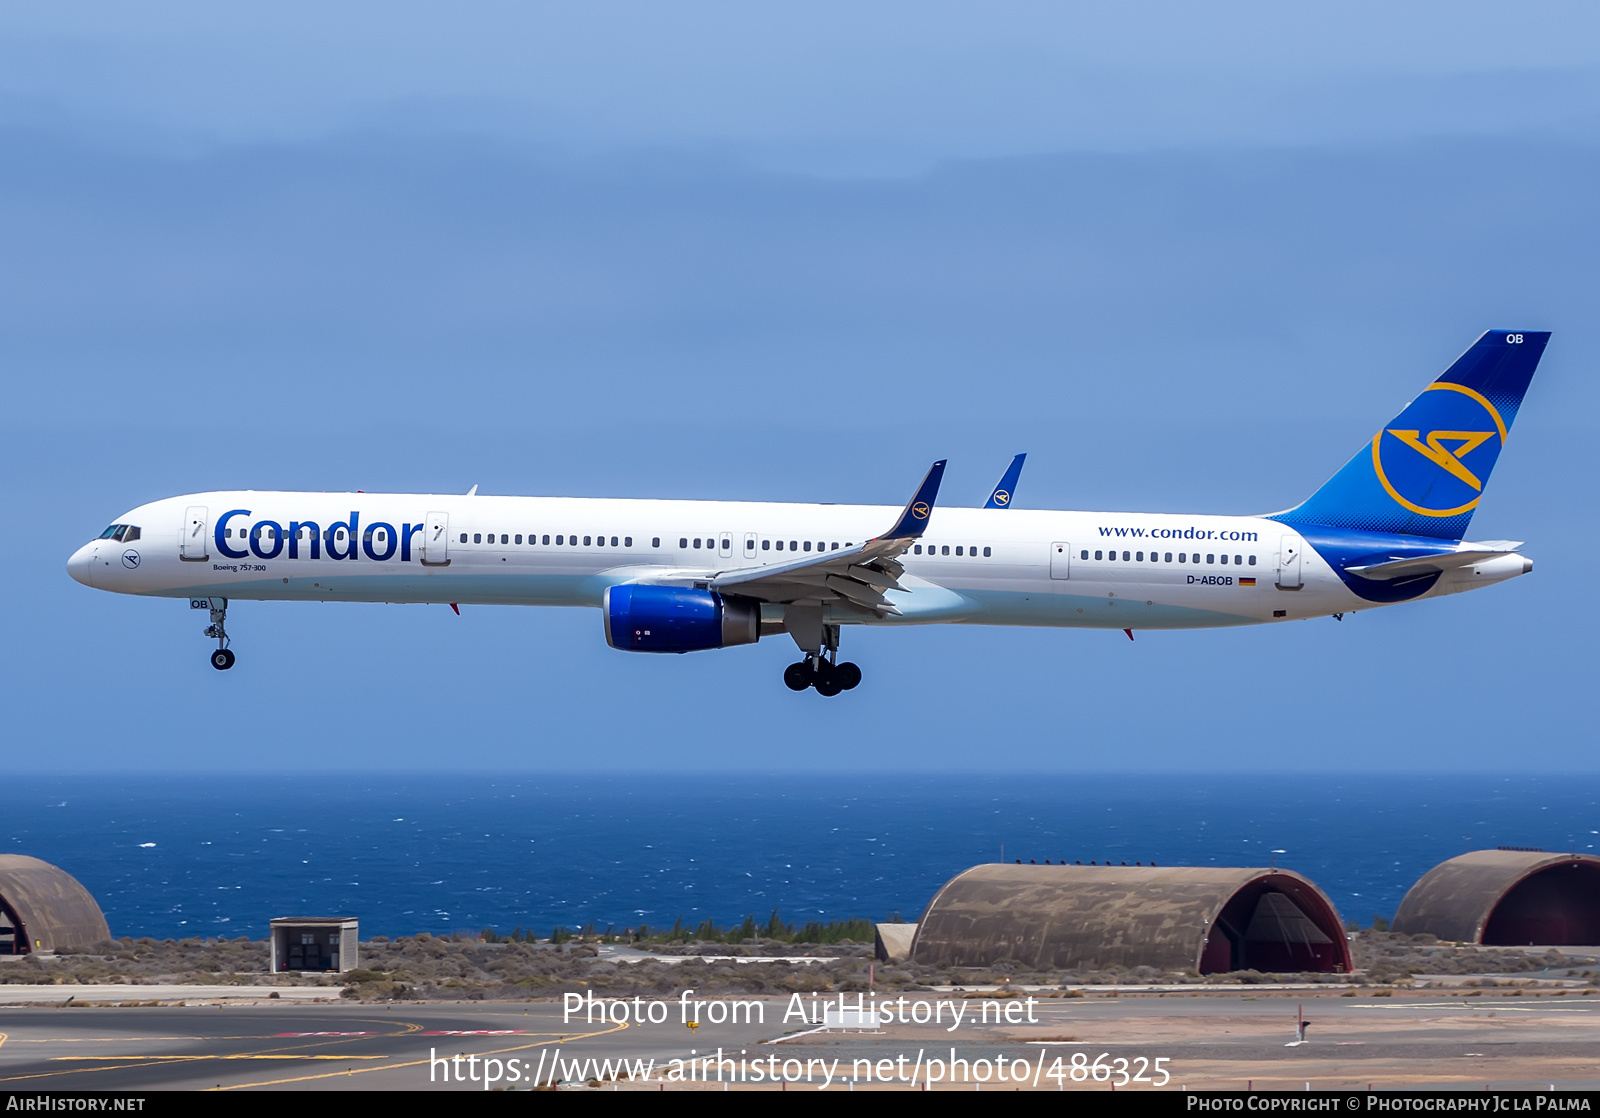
[2,984,1599,1091]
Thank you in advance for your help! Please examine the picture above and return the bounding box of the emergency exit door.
[421,512,451,566]
[1050,542,1072,579]
[180,506,209,561]
[1277,535,1302,589]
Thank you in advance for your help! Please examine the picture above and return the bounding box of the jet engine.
[603,585,760,653]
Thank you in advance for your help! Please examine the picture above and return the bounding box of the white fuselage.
[67,490,1530,632]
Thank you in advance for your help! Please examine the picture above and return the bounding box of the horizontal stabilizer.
[1345,542,1523,581]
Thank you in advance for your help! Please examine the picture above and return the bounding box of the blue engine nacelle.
[604,585,761,653]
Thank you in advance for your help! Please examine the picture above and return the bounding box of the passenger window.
[624,537,632,547]
[515,534,522,544]
[1206,554,1214,564]
[1094,550,1103,560]
[651,537,659,547]
[556,535,564,545]
[679,537,687,548]
[1249,555,1256,565]
[914,544,922,554]
[1235,555,1243,565]
[337,530,345,541]
[803,541,812,552]
[983,546,991,557]
[1177,552,1185,563]
[831,542,839,550]
[955,546,963,556]
[611,537,619,547]
[473,533,482,543]
[1136,551,1144,561]
[790,541,797,551]
[1165,552,1172,562]
[762,539,771,550]
[1080,549,1088,560]
[1122,551,1130,561]
[1220,554,1228,564]
[543,535,551,545]
[693,538,701,548]
[941,545,949,556]
[584,536,592,546]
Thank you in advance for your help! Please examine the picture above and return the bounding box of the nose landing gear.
[203,598,235,670]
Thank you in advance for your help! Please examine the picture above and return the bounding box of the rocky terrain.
[2,931,1595,1001]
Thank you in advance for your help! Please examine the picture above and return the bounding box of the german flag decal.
[1239,577,1257,587]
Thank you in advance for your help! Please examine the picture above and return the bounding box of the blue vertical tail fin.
[1271,330,1549,540]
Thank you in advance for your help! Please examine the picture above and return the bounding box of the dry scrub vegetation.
[1,931,1592,1000]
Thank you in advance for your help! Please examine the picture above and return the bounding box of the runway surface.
[1,991,1596,1091]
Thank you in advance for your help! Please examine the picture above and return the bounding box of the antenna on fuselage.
[466,484,478,496]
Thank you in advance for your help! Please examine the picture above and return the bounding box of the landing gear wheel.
[783,662,813,691]
[813,665,842,697]
[211,648,236,671]
[834,662,861,691]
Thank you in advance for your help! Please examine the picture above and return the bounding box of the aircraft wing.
[983,453,1026,509]
[706,460,947,617]
[1344,541,1524,581]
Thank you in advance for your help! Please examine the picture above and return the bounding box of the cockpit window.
[122,526,140,542]
[99,524,121,540]
[98,524,142,542]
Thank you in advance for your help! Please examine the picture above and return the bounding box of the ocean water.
[1,774,1595,941]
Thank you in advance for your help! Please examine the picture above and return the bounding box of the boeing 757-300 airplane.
[68,330,1545,695]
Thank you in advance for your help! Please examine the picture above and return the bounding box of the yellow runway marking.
[53,1055,389,1062]
[0,1018,424,1085]
[13,1037,213,1043]
[214,1021,631,1090]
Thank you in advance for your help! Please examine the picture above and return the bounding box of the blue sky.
[5,3,1599,772]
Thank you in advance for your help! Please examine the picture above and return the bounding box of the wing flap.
[706,460,944,609]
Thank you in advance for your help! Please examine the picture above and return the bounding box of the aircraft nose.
[67,543,97,588]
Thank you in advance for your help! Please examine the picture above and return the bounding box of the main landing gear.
[204,598,235,670]
[784,656,862,696]
[782,620,860,696]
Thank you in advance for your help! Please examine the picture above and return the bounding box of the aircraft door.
[421,511,451,566]
[743,533,757,559]
[180,506,209,561]
[1050,542,1071,580]
[1277,535,1302,590]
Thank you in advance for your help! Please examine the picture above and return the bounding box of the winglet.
[984,453,1026,509]
[876,460,946,540]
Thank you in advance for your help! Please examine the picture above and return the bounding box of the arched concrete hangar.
[1393,849,1600,945]
[912,863,1351,974]
[0,854,111,954]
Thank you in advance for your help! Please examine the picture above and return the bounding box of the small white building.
[269,917,359,973]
